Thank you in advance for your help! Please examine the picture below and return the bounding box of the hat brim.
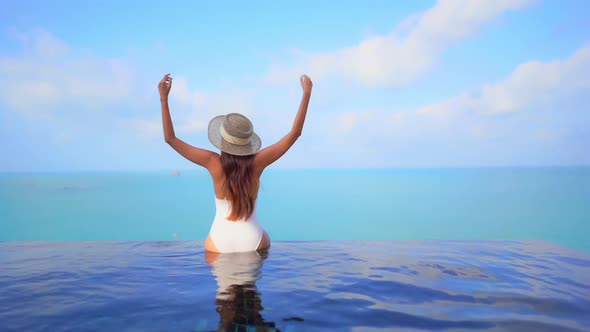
[208,115,262,156]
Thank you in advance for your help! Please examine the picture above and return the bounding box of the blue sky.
[1,0,589,171]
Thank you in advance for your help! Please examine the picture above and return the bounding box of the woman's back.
[210,151,261,219]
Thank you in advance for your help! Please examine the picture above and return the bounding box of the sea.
[1,167,588,252]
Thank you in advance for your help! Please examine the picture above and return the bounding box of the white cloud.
[337,111,375,132]
[266,0,532,87]
[0,30,255,146]
[128,78,255,141]
[415,44,590,116]
[176,119,207,134]
[32,29,69,59]
[128,118,162,138]
[0,29,134,119]
[169,76,206,109]
[3,80,61,117]
[313,43,590,166]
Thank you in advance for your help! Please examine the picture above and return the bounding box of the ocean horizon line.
[1,164,589,174]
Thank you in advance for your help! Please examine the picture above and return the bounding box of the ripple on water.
[0,240,589,332]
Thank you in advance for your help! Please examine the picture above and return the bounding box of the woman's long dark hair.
[220,152,259,221]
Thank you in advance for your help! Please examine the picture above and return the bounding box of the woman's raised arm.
[158,74,218,170]
[255,74,313,171]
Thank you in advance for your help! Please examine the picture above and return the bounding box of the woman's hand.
[300,74,312,94]
[158,73,173,100]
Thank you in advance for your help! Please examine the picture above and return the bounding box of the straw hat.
[208,113,261,156]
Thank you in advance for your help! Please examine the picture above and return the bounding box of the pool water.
[1,240,589,331]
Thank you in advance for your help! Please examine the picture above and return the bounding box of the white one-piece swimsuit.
[208,197,265,253]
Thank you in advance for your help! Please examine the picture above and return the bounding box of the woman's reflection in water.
[205,249,281,332]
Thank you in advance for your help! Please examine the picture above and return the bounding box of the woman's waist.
[213,212,260,224]
[209,214,263,235]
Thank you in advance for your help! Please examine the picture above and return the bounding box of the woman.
[158,73,312,253]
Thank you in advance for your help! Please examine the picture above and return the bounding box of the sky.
[0,0,589,171]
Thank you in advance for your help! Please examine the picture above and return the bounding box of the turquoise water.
[1,167,589,252]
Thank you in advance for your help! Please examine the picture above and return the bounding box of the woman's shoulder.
[207,155,225,178]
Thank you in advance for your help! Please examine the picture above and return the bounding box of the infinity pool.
[1,240,589,331]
